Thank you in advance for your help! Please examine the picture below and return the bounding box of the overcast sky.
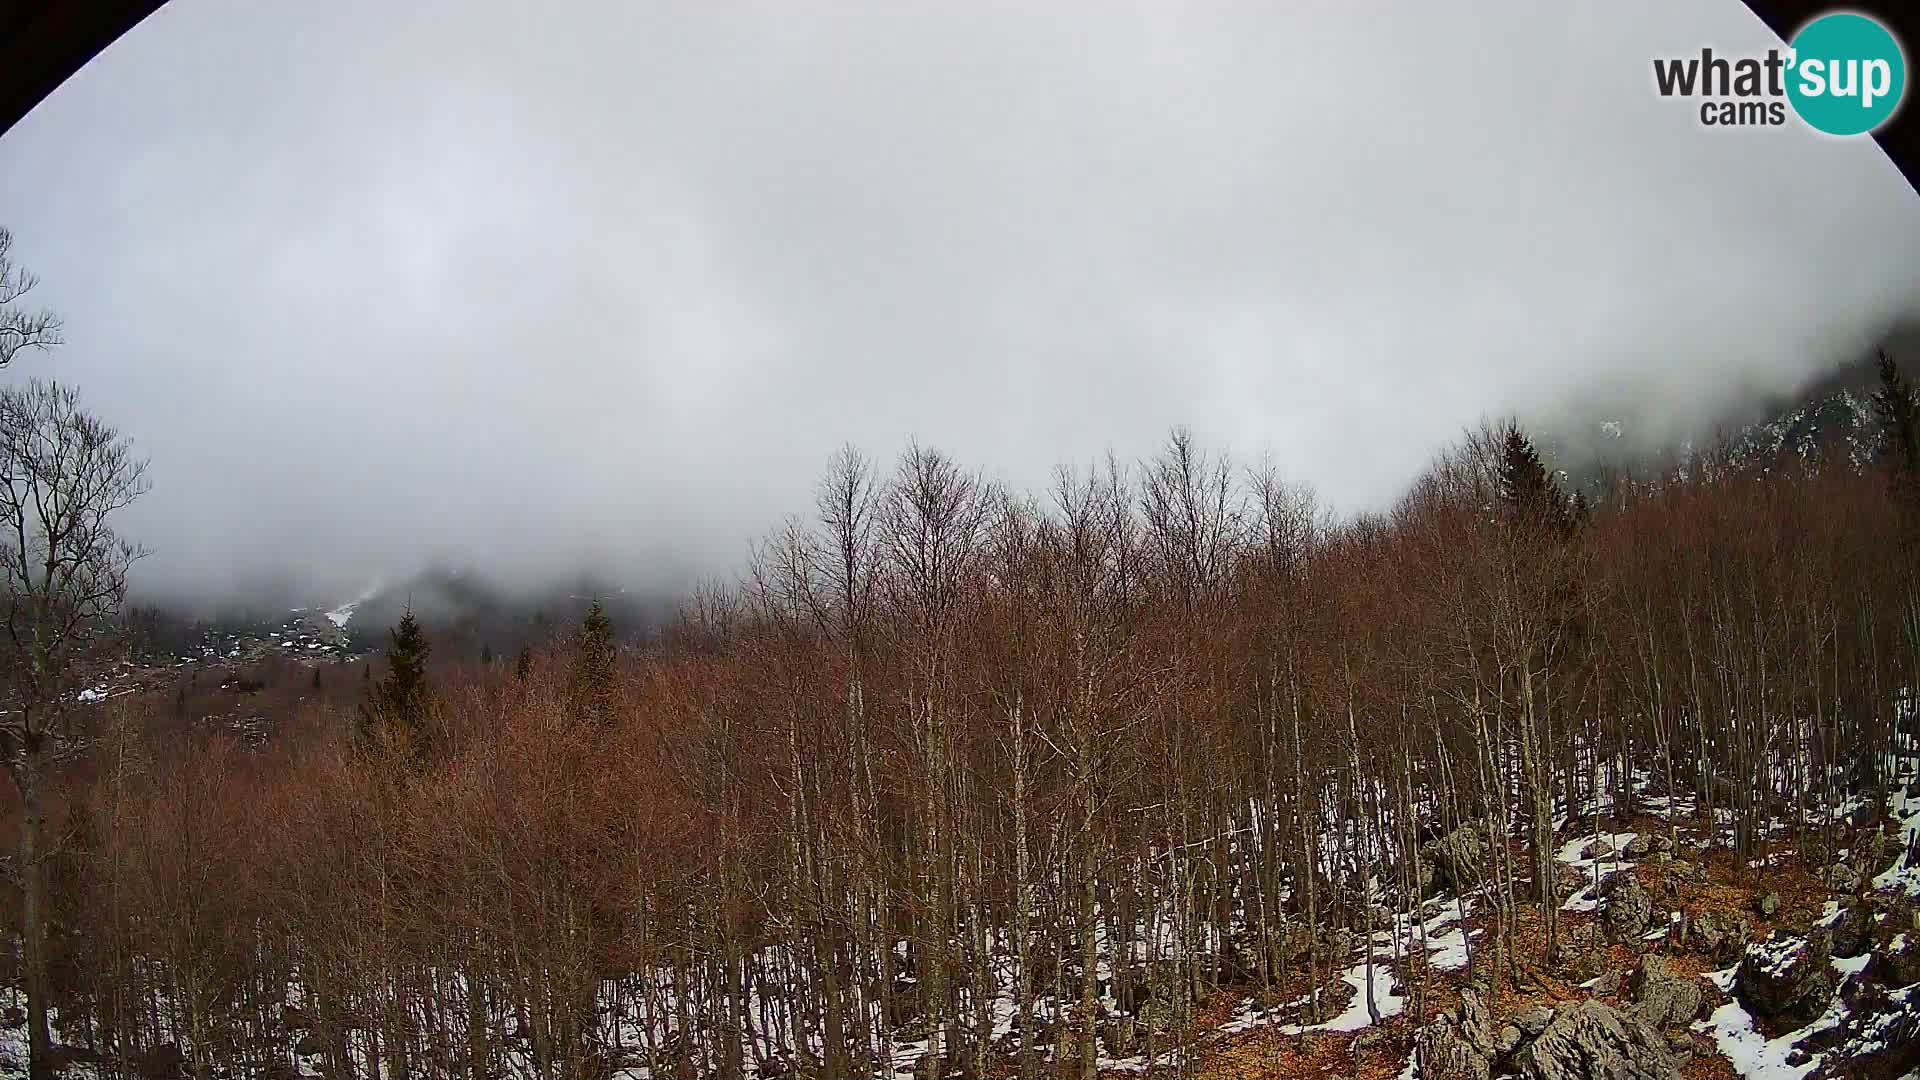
[0,0,1917,606]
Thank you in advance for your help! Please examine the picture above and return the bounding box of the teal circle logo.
[1787,13,1906,135]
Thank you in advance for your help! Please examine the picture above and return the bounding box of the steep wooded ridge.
[9,374,1920,1080]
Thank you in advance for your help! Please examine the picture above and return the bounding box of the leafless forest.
[10,412,1920,1080]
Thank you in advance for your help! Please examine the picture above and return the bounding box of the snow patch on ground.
[1555,830,1641,914]
[0,1007,103,1080]
[1277,959,1403,1034]
[1874,775,1920,897]
[1699,996,1826,1080]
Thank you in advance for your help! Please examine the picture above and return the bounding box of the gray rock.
[1425,826,1488,891]
[1323,926,1357,965]
[1603,873,1656,942]
[1623,834,1653,859]
[1516,1005,1554,1036]
[1830,903,1873,959]
[1629,955,1704,1029]
[1509,1000,1681,1080]
[1849,828,1892,876]
[1458,986,1494,1053]
[1824,862,1865,893]
[1415,1013,1491,1080]
[1366,903,1396,932]
[1814,975,1920,1080]
[1551,862,1586,899]
[1495,1024,1523,1056]
[1867,929,1920,987]
[1686,910,1750,965]
[1403,858,1438,901]
[1734,931,1838,1031]
[1757,892,1781,917]
[1585,838,1617,860]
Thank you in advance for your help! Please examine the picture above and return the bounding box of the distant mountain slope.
[1724,357,1884,470]
[124,565,678,676]
[339,565,676,657]
[1553,337,1918,492]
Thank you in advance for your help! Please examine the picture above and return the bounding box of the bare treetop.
[0,380,149,746]
[0,229,61,369]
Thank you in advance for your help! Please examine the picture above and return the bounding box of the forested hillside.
[9,385,1920,1080]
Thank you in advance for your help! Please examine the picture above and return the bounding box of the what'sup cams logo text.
[1653,11,1906,135]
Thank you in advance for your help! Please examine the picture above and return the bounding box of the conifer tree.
[311,666,322,692]
[514,644,533,682]
[480,642,494,665]
[1497,424,1574,535]
[359,608,432,752]
[572,600,617,725]
[1873,349,1920,496]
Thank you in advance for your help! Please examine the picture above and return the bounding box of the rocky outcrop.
[1550,862,1586,900]
[1458,986,1493,1047]
[1404,857,1438,901]
[1415,994,1678,1080]
[1602,873,1656,942]
[1629,955,1704,1030]
[1415,1014,1491,1080]
[1823,862,1865,893]
[1622,833,1674,860]
[1848,827,1893,878]
[1508,1000,1681,1080]
[1660,858,1703,884]
[1681,910,1749,965]
[1322,926,1357,965]
[1734,931,1838,1031]
[1453,916,1912,1080]
[1425,826,1487,891]
[1414,986,1494,1080]
[1827,904,1872,959]
[1515,1005,1553,1037]
[1867,931,1920,987]
[1807,967,1920,1080]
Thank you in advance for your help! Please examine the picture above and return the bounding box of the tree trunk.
[1009,696,1034,1080]
[18,744,54,1080]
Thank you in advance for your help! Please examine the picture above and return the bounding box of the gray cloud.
[0,0,1916,607]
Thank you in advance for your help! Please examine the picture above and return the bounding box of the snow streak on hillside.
[324,581,383,629]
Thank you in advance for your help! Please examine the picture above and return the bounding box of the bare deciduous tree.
[0,230,61,368]
[0,380,147,1080]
